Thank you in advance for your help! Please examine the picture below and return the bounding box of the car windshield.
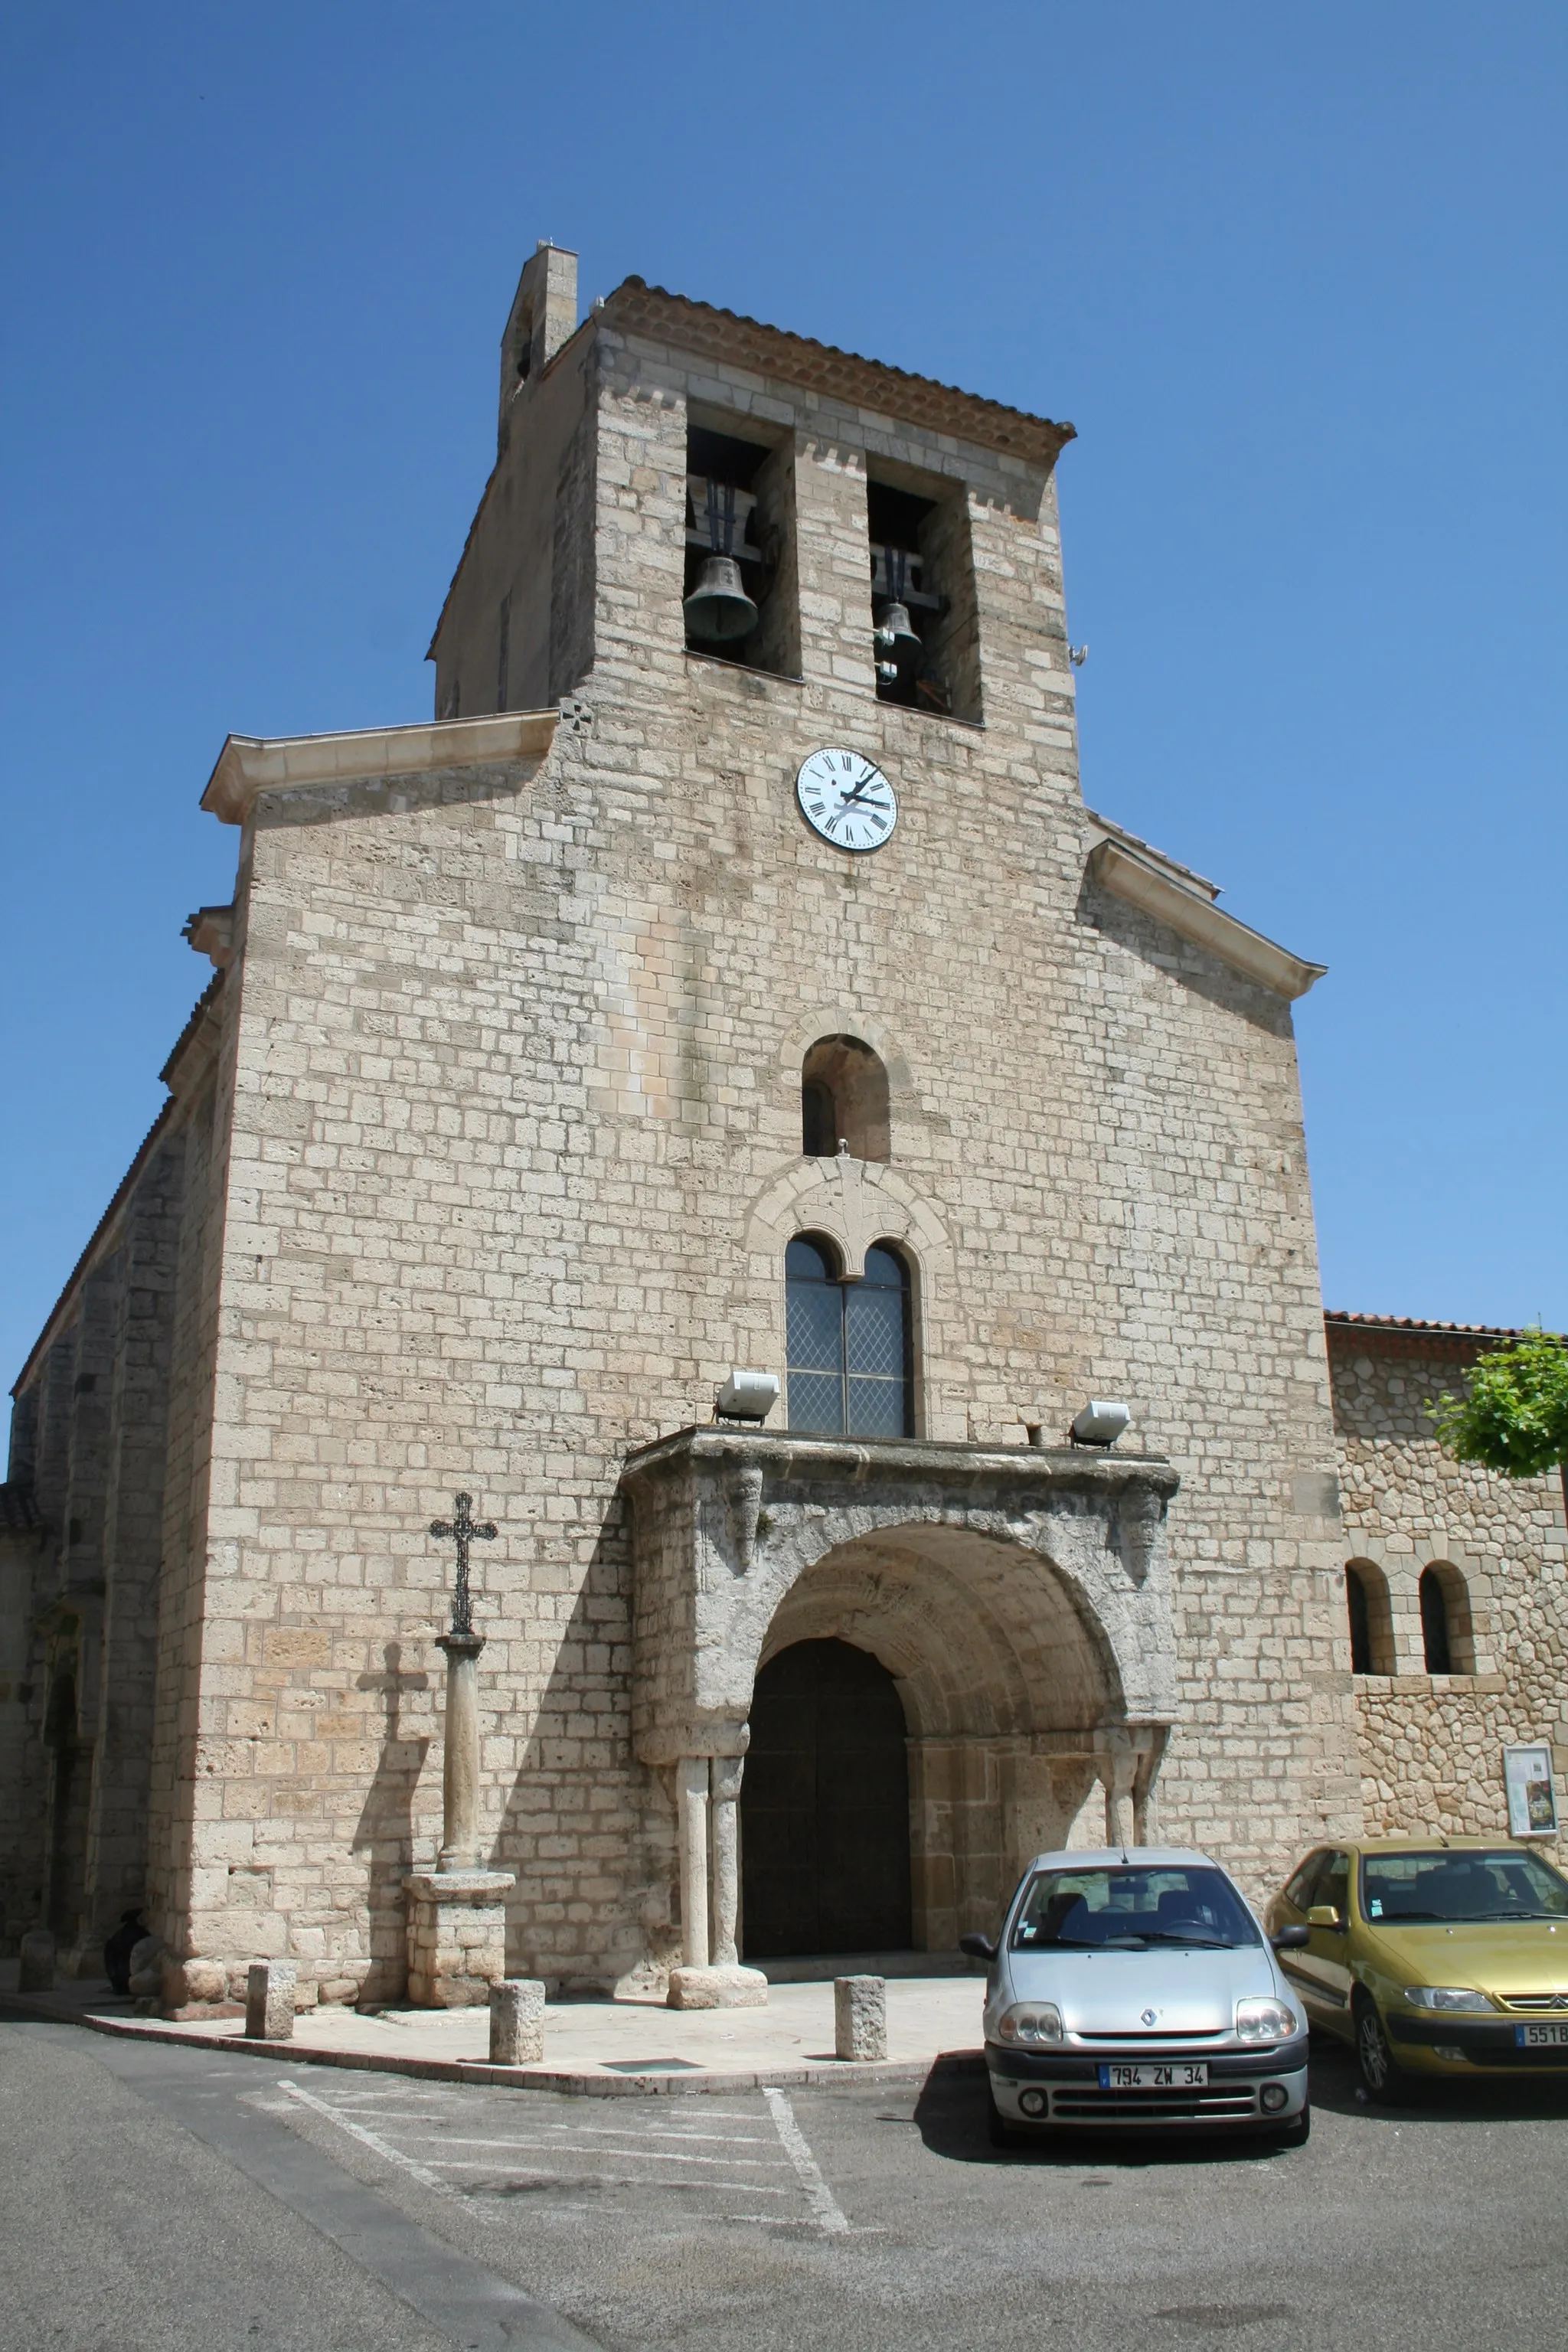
[1010,1865,1259,1951]
[1361,1849,1568,1926]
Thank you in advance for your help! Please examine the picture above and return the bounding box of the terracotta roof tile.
[602,278,1076,471]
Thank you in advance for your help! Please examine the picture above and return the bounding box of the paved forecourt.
[3,1963,985,2095]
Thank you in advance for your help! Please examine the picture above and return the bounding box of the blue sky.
[2,2,1564,1408]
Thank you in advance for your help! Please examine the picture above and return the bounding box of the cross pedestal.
[405,1867,515,2007]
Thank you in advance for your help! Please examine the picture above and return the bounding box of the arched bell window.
[786,1235,913,1436]
[800,1036,890,1161]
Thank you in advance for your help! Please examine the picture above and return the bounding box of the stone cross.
[430,1491,497,1638]
[428,1493,498,1872]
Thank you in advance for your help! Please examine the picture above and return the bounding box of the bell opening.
[867,477,955,715]
[684,423,775,664]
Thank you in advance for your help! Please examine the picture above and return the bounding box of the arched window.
[1419,1569,1452,1673]
[1420,1563,1473,1674]
[786,1236,912,1436]
[800,1037,890,1161]
[1344,1558,1393,1674]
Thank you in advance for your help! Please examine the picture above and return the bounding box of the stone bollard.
[245,1959,296,2041]
[489,1978,547,2066]
[835,1974,887,2063]
[18,1929,55,1994]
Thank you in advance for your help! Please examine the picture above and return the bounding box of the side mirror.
[1306,1904,1343,1931]
[1270,1923,1311,1951]
[958,1931,998,1964]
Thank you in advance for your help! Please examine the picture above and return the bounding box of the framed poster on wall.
[1504,1743,1560,1838]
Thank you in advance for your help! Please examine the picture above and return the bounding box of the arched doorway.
[741,1638,913,1957]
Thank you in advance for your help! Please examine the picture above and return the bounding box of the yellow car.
[1266,1837,1568,2098]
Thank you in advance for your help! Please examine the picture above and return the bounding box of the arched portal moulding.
[622,1428,1181,1964]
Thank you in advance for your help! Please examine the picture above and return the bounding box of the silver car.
[962,1846,1312,2146]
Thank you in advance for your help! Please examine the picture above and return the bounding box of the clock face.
[795,749,898,853]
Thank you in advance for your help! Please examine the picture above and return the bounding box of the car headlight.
[1234,1998,1299,2043]
[997,2002,1064,2045]
[1403,1986,1496,2014]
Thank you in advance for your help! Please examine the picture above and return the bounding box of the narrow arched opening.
[1420,1563,1474,1674]
[786,1235,913,1436]
[1344,1560,1394,1674]
[800,1036,890,1161]
[740,1638,913,1957]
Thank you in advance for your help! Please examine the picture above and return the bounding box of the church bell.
[874,600,920,655]
[683,553,759,642]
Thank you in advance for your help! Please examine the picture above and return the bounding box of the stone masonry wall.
[1331,1331,1568,1867]
[140,306,1361,2001]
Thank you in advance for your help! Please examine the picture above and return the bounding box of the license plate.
[1516,2023,1568,2047]
[1097,2062,1208,2088]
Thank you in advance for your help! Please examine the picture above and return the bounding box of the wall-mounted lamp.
[714,1370,779,1423]
[1070,1399,1130,1448]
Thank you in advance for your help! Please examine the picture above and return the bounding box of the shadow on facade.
[485,1498,656,1994]
[351,1642,429,2002]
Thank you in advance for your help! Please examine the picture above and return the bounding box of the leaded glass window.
[786,1236,912,1436]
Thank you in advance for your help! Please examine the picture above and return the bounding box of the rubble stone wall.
[1331,1331,1568,1867]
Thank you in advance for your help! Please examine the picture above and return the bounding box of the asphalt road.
[5,2007,1568,2352]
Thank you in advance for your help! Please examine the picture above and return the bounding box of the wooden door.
[740,1638,913,1957]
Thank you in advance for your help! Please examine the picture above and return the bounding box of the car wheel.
[1354,1994,1400,2100]
[1270,2101,1310,2146]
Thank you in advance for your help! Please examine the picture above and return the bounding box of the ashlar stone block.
[489,1976,547,2064]
[835,1974,887,2062]
[246,1958,296,2040]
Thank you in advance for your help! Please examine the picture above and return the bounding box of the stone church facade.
[2,245,1562,2006]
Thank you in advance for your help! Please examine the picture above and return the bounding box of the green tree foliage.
[1432,1330,1568,1478]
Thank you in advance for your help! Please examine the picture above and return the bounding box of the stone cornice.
[1087,837,1326,1002]
[623,1426,1178,1502]
[601,279,1076,474]
[201,710,559,826]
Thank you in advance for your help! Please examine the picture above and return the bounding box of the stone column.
[1096,1733,1139,1849]
[436,1632,484,1871]
[676,1755,710,1971]
[667,1752,767,2011]
[710,1755,743,1967]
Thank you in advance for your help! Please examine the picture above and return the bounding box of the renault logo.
[1141,2008,1158,2027]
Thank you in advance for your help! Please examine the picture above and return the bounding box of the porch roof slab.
[622,1429,1180,1765]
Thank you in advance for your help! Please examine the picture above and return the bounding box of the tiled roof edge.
[1325,1312,1566,1344]
[602,278,1076,469]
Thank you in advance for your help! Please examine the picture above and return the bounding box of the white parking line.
[763,2087,851,2237]
[429,2162,795,2198]
[415,2134,788,2173]
[275,2076,452,2197]
[326,2109,773,2146]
